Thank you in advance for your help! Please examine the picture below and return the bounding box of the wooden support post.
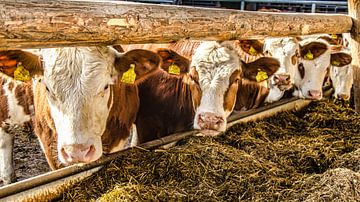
[0,0,353,50]
[348,0,360,112]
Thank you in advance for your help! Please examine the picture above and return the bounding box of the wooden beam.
[0,0,353,49]
[348,0,360,112]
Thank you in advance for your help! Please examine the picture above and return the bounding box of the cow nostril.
[86,145,96,158]
[61,147,69,160]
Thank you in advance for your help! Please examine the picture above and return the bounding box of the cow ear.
[242,57,280,82]
[0,50,43,81]
[300,42,328,60]
[115,49,160,84]
[156,48,190,76]
[112,45,124,53]
[331,52,352,67]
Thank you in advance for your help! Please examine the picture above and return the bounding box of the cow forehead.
[265,38,298,55]
[41,47,117,101]
[191,42,240,87]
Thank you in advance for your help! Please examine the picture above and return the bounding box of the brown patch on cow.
[0,77,9,123]
[235,79,269,110]
[300,42,328,60]
[102,83,140,153]
[298,63,305,79]
[331,52,352,67]
[156,48,190,75]
[223,70,240,112]
[33,81,62,170]
[237,40,264,56]
[242,57,280,82]
[115,49,161,84]
[8,81,14,91]
[291,51,298,66]
[107,85,113,109]
[135,69,195,144]
[14,81,34,116]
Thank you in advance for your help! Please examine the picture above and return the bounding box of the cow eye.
[104,85,109,91]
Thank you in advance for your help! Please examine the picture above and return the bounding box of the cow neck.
[135,69,195,143]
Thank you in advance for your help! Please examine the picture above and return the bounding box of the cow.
[0,47,160,185]
[263,37,299,103]
[294,37,352,100]
[329,50,353,100]
[135,41,280,143]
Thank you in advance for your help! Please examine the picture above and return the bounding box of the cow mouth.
[197,129,222,137]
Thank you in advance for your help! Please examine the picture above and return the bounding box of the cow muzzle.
[197,112,225,133]
[273,73,292,90]
[60,144,96,164]
[336,93,350,100]
[307,90,322,100]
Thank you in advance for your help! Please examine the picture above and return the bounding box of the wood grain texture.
[0,0,353,49]
[348,0,360,112]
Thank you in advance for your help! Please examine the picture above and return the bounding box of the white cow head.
[263,37,299,102]
[187,42,279,135]
[294,39,332,100]
[330,51,353,100]
[0,47,160,165]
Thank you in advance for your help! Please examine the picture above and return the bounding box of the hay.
[291,168,360,201]
[59,100,360,201]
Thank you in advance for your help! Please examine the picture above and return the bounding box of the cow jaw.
[190,42,240,134]
[41,47,117,165]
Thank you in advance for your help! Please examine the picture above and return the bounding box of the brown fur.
[135,69,195,143]
[234,57,280,110]
[298,63,305,79]
[235,79,270,110]
[224,70,241,112]
[0,77,9,123]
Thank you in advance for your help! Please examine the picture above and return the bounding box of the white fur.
[191,42,241,132]
[294,39,331,100]
[40,47,119,164]
[0,128,14,185]
[264,37,299,103]
[331,62,353,99]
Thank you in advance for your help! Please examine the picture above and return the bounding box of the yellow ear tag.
[14,62,31,81]
[304,50,314,60]
[256,69,268,82]
[332,60,341,66]
[331,34,338,39]
[249,46,257,55]
[121,64,136,84]
[168,64,180,75]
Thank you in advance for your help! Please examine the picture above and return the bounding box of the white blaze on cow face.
[294,39,331,100]
[41,47,118,164]
[190,42,241,133]
[330,51,353,100]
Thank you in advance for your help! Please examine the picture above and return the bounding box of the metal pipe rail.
[0,97,314,201]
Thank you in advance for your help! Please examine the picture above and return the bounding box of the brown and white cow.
[262,37,299,103]
[0,51,40,185]
[135,41,280,142]
[0,47,160,185]
[294,38,352,100]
